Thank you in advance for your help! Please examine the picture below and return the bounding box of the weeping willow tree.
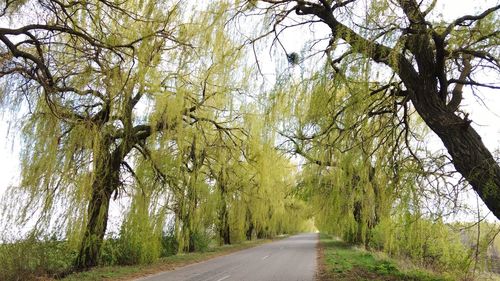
[268,59,480,275]
[169,103,312,247]
[243,112,312,238]
[0,0,266,270]
[251,0,498,273]
[268,58,401,246]
[0,0,172,268]
[252,0,500,221]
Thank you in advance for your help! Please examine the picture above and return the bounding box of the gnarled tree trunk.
[74,182,114,269]
[74,133,128,269]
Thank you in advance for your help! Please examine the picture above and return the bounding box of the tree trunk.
[411,92,500,220]
[74,184,113,269]
[245,208,254,240]
[188,232,196,253]
[218,183,231,245]
[291,0,500,220]
[246,222,254,241]
[220,208,231,245]
[74,136,122,270]
[351,200,364,245]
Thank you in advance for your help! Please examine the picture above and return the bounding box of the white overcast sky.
[0,0,499,224]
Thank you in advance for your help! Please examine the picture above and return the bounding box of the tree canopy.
[254,0,500,219]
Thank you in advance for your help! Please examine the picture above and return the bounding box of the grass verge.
[316,234,451,281]
[56,238,275,281]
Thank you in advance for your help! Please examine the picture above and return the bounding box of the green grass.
[318,234,452,281]
[59,239,273,281]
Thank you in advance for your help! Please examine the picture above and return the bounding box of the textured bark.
[74,183,113,269]
[411,90,500,219]
[219,208,231,245]
[74,132,130,269]
[74,155,120,269]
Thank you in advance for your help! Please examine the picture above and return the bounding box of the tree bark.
[218,200,231,245]
[411,91,500,219]
[74,183,113,269]
[74,134,123,269]
[218,182,231,245]
[246,208,254,240]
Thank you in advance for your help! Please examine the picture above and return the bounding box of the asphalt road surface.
[136,233,318,281]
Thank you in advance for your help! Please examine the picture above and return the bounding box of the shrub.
[100,237,121,266]
[160,231,178,257]
[0,236,76,281]
[190,231,210,252]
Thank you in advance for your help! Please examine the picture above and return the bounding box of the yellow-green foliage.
[0,0,310,277]
[118,191,163,265]
[279,63,478,278]
[0,235,76,281]
[6,1,497,280]
[372,214,471,276]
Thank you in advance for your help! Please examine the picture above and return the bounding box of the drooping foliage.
[0,0,310,277]
[254,0,500,220]
[254,0,500,277]
[267,61,496,277]
[0,0,499,280]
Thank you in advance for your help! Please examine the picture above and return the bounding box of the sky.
[0,0,499,228]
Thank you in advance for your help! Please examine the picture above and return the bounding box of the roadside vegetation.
[59,237,276,281]
[317,234,450,281]
[0,232,284,281]
[317,234,500,281]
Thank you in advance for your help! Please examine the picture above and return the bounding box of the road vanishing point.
[136,233,318,281]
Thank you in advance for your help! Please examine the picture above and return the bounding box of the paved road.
[136,233,318,281]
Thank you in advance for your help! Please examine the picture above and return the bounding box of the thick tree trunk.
[74,184,113,269]
[411,93,500,220]
[188,232,196,253]
[393,3,500,221]
[246,222,254,241]
[292,0,500,220]
[218,205,231,245]
[220,210,230,245]
[74,136,122,270]
[351,200,364,245]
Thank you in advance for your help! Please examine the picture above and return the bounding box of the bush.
[160,231,178,257]
[100,237,121,266]
[116,234,161,265]
[0,236,76,281]
[190,231,210,252]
